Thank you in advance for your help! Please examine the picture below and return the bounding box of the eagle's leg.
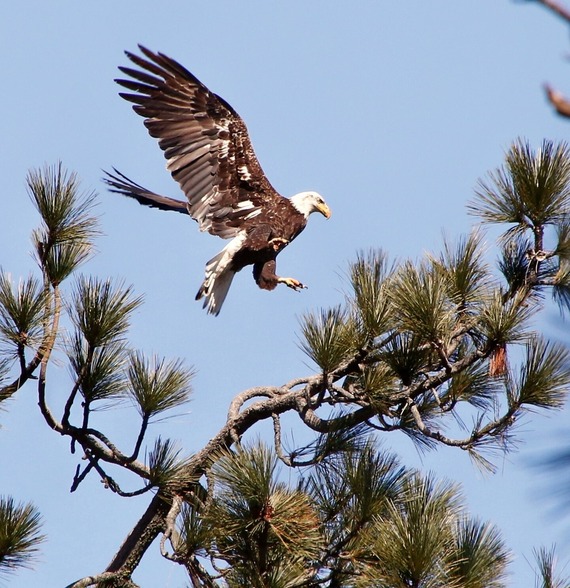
[253,259,307,291]
[277,277,307,291]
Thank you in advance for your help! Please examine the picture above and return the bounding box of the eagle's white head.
[290,191,331,220]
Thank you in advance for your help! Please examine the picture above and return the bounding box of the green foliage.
[65,277,142,409]
[497,237,533,296]
[391,261,456,343]
[304,442,407,585]
[0,497,44,577]
[515,337,570,409]
[293,420,373,464]
[125,351,193,419]
[533,546,570,588]
[0,358,13,397]
[67,334,127,405]
[353,363,398,409]
[0,273,46,352]
[381,332,432,386]
[146,437,193,487]
[348,249,394,338]
[299,306,358,372]
[206,443,321,587]
[448,518,510,588]
[168,443,511,588]
[68,276,142,348]
[356,474,465,588]
[294,139,570,465]
[6,141,570,586]
[431,231,491,312]
[309,441,406,527]
[28,163,98,242]
[28,163,99,285]
[478,290,534,345]
[294,138,570,469]
[555,220,570,260]
[445,362,502,410]
[172,497,210,560]
[552,258,570,312]
[468,139,570,314]
[469,139,570,229]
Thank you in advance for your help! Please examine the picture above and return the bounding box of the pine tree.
[2,141,570,585]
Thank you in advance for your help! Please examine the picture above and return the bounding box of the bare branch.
[127,414,150,463]
[62,346,93,427]
[297,404,375,433]
[272,413,292,467]
[70,462,94,493]
[65,571,135,588]
[545,84,570,119]
[37,286,65,433]
[159,494,184,561]
[407,397,519,452]
[226,385,280,421]
[530,1,570,117]
[534,0,570,22]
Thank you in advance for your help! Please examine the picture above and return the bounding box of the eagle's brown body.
[104,46,330,314]
[231,209,308,289]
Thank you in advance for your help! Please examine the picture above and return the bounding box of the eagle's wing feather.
[102,168,190,215]
[116,45,283,239]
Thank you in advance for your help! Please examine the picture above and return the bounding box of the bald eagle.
[104,46,331,315]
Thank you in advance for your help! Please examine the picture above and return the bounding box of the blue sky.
[2,1,570,586]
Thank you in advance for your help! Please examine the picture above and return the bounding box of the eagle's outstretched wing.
[116,45,282,239]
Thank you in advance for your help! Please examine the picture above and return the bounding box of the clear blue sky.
[1,1,570,586]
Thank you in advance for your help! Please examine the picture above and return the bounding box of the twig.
[127,414,149,462]
[63,345,94,427]
[70,461,94,493]
[272,413,292,466]
[160,495,184,561]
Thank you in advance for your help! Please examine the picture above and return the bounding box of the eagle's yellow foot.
[269,237,289,251]
[278,277,307,291]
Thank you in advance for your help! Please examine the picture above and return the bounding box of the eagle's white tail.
[195,233,246,315]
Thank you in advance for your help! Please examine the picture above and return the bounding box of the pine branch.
[532,545,570,588]
[125,351,193,420]
[0,497,45,577]
[11,149,570,585]
[0,280,60,401]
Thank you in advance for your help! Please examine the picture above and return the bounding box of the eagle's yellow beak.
[318,203,332,219]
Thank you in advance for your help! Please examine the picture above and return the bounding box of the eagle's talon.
[269,237,289,251]
[278,277,307,291]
